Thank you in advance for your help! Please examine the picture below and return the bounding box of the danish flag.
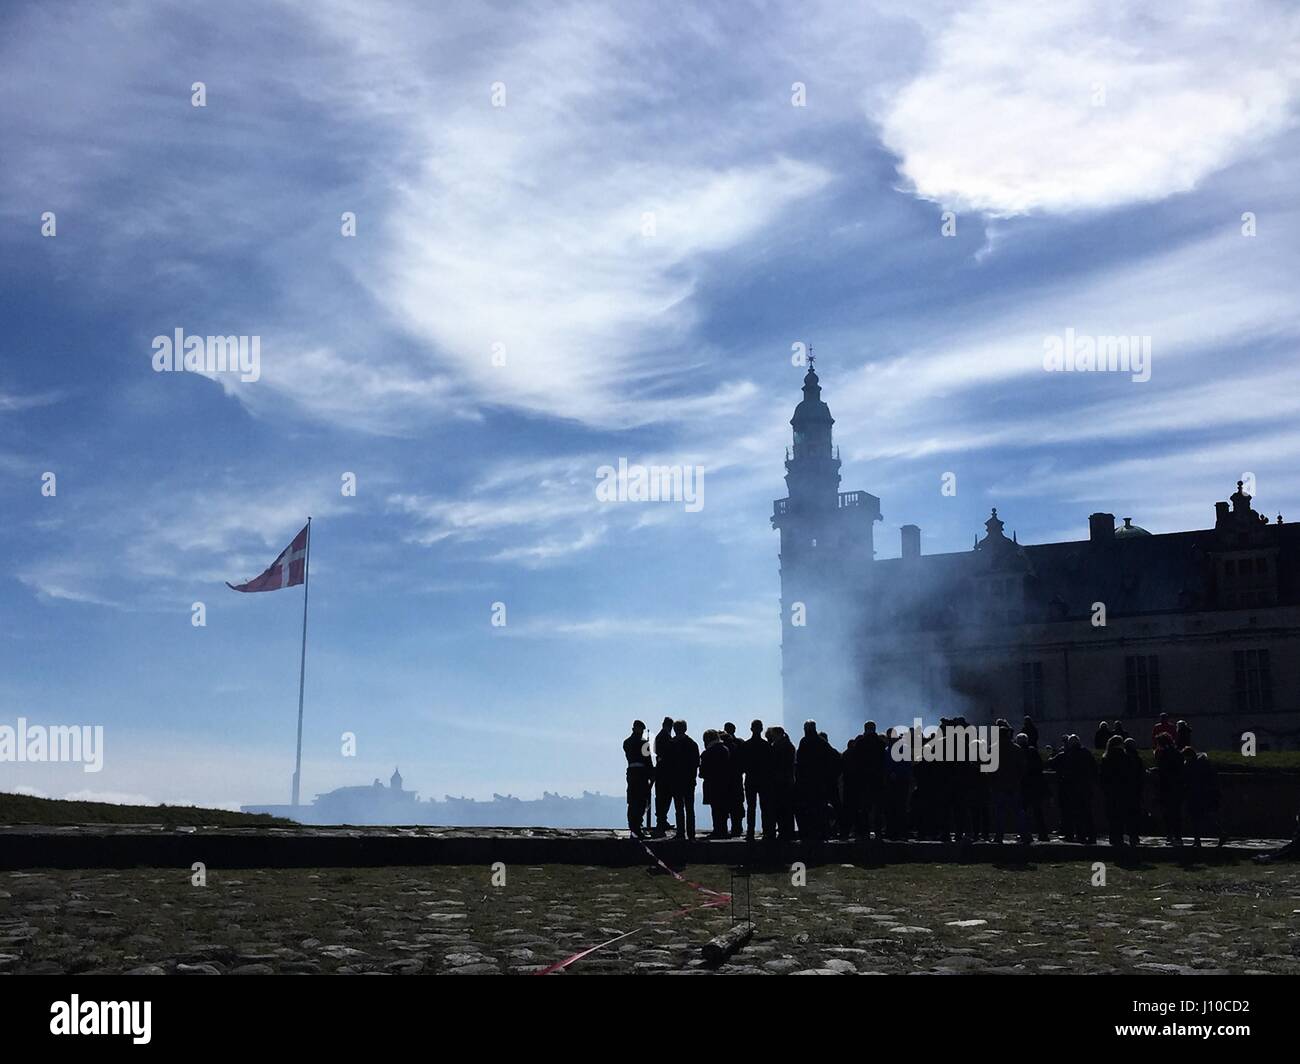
[226,522,309,593]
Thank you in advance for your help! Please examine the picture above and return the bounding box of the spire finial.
[982,507,1006,541]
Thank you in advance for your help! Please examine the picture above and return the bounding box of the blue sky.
[2,0,1299,808]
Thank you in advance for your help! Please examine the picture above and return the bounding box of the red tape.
[534,927,643,975]
[533,840,732,975]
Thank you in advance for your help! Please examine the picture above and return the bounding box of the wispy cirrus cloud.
[308,2,831,428]
[387,454,605,552]
[508,602,777,646]
[0,0,830,434]
[0,389,64,412]
[812,220,1300,466]
[16,566,124,609]
[13,472,354,611]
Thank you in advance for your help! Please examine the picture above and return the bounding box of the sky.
[2,0,1299,809]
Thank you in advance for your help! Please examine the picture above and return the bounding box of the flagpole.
[292,516,311,807]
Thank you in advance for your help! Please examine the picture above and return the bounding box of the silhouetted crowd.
[623,711,1226,848]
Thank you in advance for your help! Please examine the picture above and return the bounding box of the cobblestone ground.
[2,860,1299,975]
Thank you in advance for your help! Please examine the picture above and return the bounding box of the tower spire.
[771,356,880,736]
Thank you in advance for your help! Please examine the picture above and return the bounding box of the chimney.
[1089,512,1115,542]
[901,524,921,560]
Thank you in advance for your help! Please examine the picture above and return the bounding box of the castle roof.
[868,486,1299,627]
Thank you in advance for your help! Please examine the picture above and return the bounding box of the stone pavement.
[0,823,1285,871]
[2,860,1298,975]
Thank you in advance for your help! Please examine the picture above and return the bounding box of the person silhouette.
[671,719,700,841]
[1152,712,1177,751]
[854,721,886,839]
[1184,747,1223,847]
[722,722,745,837]
[1122,737,1144,847]
[1152,732,1183,846]
[796,720,828,841]
[766,726,796,841]
[742,719,771,841]
[1099,734,1129,848]
[1064,734,1097,845]
[623,720,652,837]
[700,729,731,839]
[651,716,675,836]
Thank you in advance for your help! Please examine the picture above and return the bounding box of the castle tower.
[771,360,880,736]
[786,362,840,506]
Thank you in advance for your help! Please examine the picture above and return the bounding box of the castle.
[308,767,419,822]
[242,767,629,826]
[772,363,1300,750]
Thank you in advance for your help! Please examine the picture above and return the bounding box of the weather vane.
[807,345,815,371]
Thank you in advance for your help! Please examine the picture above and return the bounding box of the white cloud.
[512,603,777,645]
[876,0,1300,215]
[387,443,754,567]
[59,789,163,807]
[387,454,608,563]
[299,1,834,427]
[17,567,123,609]
[0,1,832,432]
[489,527,607,567]
[988,426,1300,503]
[820,222,1300,463]
[206,346,462,437]
[14,474,353,611]
[0,389,64,412]
[375,152,825,426]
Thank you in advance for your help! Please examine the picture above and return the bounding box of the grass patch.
[0,792,293,827]
[1124,750,1300,773]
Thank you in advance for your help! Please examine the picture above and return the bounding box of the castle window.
[1234,649,1273,714]
[1124,654,1161,716]
[1220,551,1278,608]
[1021,661,1044,717]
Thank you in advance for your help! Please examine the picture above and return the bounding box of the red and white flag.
[226,522,309,593]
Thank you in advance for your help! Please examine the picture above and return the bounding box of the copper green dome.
[1114,517,1151,538]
